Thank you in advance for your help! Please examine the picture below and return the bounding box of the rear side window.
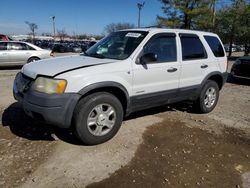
[180,34,207,61]
[204,35,225,57]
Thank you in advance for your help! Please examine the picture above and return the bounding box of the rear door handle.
[167,67,178,72]
[201,64,208,69]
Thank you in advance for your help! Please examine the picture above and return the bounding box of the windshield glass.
[84,31,148,60]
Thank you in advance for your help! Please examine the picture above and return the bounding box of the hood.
[22,55,117,79]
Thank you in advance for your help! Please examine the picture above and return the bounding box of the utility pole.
[51,16,56,40]
[137,2,145,28]
[212,0,216,27]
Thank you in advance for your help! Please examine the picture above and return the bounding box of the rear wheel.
[74,92,123,145]
[27,57,40,63]
[194,80,219,113]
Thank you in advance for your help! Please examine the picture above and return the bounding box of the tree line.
[157,0,250,56]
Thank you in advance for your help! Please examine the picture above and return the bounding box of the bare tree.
[57,29,68,41]
[25,21,38,43]
[104,22,135,34]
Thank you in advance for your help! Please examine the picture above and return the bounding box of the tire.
[73,92,124,145]
[27,57,40,63]
[194,80,219,113]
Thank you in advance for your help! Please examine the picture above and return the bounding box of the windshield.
[84,31,148,60]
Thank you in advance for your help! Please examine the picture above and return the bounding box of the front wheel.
[73,92,123,145]
[194,80,219,113]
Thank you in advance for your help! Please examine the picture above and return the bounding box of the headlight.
[33,77,67,94]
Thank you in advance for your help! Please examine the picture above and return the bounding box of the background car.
[52,43,72,53]
[0,34,12,41]
[231,56,250,80]
[0,41,52,67]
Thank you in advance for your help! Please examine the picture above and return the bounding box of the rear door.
[178,33,209,97]
[204,35,227,72]
[0,42,9,65]
[132,33,181,110]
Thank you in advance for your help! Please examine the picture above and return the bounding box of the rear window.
[180,34,207,61]
[204,36,225,57]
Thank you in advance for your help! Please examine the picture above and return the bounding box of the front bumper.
[13,73,80,128]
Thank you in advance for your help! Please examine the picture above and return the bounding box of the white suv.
[13,28,227,145]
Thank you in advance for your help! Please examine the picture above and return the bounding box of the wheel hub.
[204,87,216,108]
[87,103,116,137]
[97,114,108,126]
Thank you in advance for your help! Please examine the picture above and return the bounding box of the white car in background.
[0,41,52,67]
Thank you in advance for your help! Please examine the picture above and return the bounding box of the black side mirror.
[140,53,157,64]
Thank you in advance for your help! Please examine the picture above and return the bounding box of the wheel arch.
[201,71,226,90]
[27,56,40,63]
[78,82,131,116]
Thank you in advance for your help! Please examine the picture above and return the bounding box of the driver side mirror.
[140,53,158,64]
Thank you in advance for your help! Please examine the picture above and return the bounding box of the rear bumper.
[222,72,228,85]
[13,73,80,128]
[231,72,250,80]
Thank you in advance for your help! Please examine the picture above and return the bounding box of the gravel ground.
[0,54,249,188]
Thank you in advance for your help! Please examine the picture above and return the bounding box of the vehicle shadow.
[125,102,195,121]
[2,101,196,145]
[1,102,82,145]
[0,66,22,70]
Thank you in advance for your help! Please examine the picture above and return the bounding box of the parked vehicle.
[0,41,52,67]
[52,43,72,53]
[13,29,227,145]
[231,56,250,80]
[224,44,237,52]
[69,44,82,53]
[0,34,12,41]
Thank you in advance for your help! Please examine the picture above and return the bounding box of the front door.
[132,33,181,111]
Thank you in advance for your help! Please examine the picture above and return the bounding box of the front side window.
[84,31,148,60]
[180,34,207,61]
[143,35,177,63]
[24,44,35,50]
[204,35,225,57]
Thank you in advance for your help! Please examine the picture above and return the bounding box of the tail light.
[226,59,229,72]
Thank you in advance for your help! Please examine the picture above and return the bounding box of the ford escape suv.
[13,28,228,145]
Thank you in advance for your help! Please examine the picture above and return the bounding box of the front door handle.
[201,64,208,69]
[167,67,178,72]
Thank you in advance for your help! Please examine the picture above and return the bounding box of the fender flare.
[200,71,227,91]
[78,81,131,115]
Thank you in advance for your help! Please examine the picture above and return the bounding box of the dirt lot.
[0,55,249,188]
